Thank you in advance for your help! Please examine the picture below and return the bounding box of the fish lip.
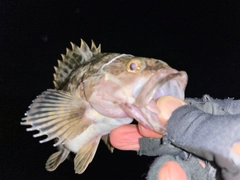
[133,69,187,133]
[152,71,187,100]
[135,68,188,107]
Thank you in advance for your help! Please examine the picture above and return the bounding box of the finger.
[137,96,186,138]
[231,142,240,156]
[109,124,143,150]
[109,96,186,150]
[156,96,186,126]
[138,124,163,138]
[158,161,187,180]
[230,142,240,163]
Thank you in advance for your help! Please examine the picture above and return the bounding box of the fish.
[21,39,188,174]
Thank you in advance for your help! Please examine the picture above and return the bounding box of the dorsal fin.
[53,39,101,89]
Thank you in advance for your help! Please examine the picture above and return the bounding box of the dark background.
[1,1,240,179]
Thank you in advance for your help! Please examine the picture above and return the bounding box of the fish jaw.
[85,67,187,134]
[121,68,188,134]
[135,68,187,106]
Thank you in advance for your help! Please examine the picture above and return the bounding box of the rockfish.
[21,39,187,174]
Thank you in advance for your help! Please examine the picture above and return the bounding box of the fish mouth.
[134,68,188,133]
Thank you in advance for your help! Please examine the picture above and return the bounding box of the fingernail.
[158,163,170,180]
[229,142,240,166]
[231,142,240,156]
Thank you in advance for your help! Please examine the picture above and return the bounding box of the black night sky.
[1,1,240,179]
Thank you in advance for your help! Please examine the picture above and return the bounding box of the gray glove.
[139,137,218,180]
[140,95,240,180]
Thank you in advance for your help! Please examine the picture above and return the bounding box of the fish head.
[85,54,187,133]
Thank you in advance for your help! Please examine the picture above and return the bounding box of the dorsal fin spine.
[91,40,101,55]
[53,39,101,89]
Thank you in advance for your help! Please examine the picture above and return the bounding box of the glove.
[141,95,240,180]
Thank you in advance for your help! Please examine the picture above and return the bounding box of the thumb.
[157,96,186,126]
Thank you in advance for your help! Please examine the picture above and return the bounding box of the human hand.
[110,96,186,150]
[110,96,190,180]
[110,96,240,180]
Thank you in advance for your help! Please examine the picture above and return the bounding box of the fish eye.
[126,59,144,73]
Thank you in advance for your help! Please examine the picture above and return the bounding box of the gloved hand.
[110,95,240,180]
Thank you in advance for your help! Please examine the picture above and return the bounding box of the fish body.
[21,39,187,173]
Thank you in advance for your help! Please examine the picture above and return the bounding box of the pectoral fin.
[74,137,101,174]
[21,89,92,146]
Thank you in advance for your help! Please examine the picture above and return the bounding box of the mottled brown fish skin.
[21,39,187,174]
